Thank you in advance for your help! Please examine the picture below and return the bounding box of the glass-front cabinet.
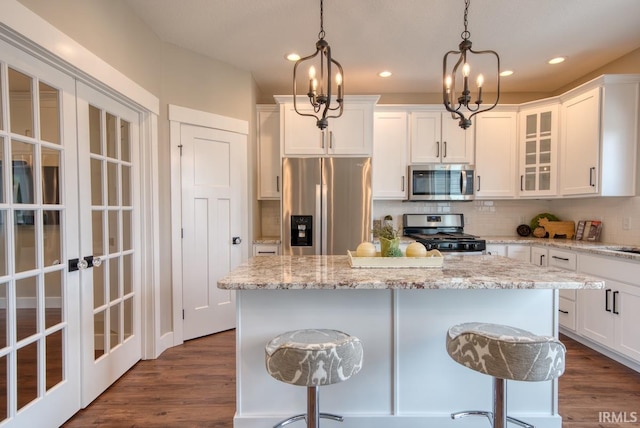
[518,103,558,197]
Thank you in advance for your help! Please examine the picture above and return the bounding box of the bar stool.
[265,329,363,428]
[446,322,566,428]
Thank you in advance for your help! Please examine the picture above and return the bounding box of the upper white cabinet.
[257,105,281,199]
[474,108,518,199]
[275,95,378,156]
[372,110,409,200]
[518,102,559,197]
[410,111,474,164]
[560,75,640,196]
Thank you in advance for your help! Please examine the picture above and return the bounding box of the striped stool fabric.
[447,322,566,428]
[266,329,363,428]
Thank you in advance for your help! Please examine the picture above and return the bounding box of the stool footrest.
[451,410,535,428]
[273,413,344,428]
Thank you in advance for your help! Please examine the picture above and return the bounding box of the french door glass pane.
[8,69,33,138]
[108,210,119,253]
[17,341,38,410]
[0,138,4,203]
[110,304,120,350]
[90,159,103,205]
[0,355,6,422]
[107,161,118,206]
[89,105,102,155]
[94,311,105,359]
[44,271,63,329]
[122,165,131,206]
[0,212,7,276]
[0,283,6,348]
[92,211,104,256]
[93,263,105,309]
[124,297,133,340]
[12,140,35,204]
[121,120,131,162]
[39,82,60,145]
[109,258,120,301]
[16,276,37,341]
[106,113,117,159]
[122,210,132,251]
[123,254,132,295]
[14,212,36,272]
[45,330,63,390]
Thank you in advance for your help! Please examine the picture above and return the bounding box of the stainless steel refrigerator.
[282,157,372,255]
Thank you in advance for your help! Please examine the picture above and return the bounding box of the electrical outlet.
[623,217,631,230]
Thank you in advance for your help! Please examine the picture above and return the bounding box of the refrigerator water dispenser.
[291,215,313,247]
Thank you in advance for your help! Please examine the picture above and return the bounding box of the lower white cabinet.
[485,244,530,261]
[252,244,280,256]
[548,248,577,331]
[577,254,640,363]
[531,246,548,266]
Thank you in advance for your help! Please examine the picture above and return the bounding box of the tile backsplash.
[260,197,640,246]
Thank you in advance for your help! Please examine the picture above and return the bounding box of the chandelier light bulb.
[309,66,316,79]
[476,74,484,88]
[462,63,470,77]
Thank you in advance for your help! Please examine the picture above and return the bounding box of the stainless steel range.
[403,213,486,253]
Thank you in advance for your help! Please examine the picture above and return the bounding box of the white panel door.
[0,38,81,427]
[76,83,142,407]
[181,124,246,340]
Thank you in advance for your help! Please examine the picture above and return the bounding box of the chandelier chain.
[461,0,470,41]
[318,0,325,40]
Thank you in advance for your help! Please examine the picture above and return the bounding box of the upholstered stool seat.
[266,329,363,428]
[446,322,566,428]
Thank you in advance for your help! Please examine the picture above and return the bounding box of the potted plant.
[373,217,402,257]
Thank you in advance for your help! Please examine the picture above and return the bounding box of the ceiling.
[125,0,640,99]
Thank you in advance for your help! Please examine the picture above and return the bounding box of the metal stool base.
[450,378,534,428]
[273,386,344,428]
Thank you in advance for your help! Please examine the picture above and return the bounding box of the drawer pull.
[552,255,570,261]
[613,290,620,315]
[605,289,612,312]
[558,309,569,314]
[258,251,277,254]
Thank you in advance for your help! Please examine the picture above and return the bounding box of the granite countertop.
[483,236,640,261]
[217,255,604,290]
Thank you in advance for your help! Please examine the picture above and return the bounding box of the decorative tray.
[347,251,444,268]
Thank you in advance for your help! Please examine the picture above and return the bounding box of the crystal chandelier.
[443,0,500,129]
[292,0,344,130]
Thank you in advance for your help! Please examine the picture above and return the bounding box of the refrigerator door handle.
[321,184,328,255]
[315,184,322,255]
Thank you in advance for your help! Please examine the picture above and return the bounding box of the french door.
[0,38,143,425]
[0,39,81,426]
[76,83,142,407]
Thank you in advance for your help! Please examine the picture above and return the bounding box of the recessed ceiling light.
[286,53,300,61]
[548,57,566,65]
[500,70,514,77]
[378,71,392,78]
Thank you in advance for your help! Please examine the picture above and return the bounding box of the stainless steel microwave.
[407,164,475,201]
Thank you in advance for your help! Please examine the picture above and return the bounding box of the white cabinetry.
[518,102,559,197]
[373,110,409,200]
[257,105,281,199]
[549,248,578,331]
[252,244,280,256]
[410,111,474,164]
[577,254,640,363]
[474,109,518,199]
[485,244,530,261]
[531,246,548,267]
[560,75,640,196]
[276,95,378,156]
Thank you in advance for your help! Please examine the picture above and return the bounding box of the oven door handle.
[460,170,466,195]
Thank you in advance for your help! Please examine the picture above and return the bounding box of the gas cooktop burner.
[402,213,486,253]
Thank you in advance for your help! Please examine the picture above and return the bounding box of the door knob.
[232,237,242,245]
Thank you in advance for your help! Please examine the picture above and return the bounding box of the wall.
[17,0,257,338]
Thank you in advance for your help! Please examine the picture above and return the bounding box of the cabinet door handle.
[329,131,333,149]
[476,175,481,192]
[436,141,440,158]
[589,167,596,187]
[443,141,447,158]
[558,309,569,314]
[539,254,545,265]
[613,290,619,314]
[276,176,280,192]
[552,255,569,261]
[605,288,612,312]
[401,175,405,192]
[520,175,524,191]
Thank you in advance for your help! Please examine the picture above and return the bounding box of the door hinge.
[178,144,183,156]
[182,309,185,320]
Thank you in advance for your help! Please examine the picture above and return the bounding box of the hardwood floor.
[63,331,640,427]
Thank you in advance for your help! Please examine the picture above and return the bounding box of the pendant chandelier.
[443,0,500,129]
[292,0,344,130]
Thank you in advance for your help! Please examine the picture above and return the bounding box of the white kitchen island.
[218,255,603,428]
